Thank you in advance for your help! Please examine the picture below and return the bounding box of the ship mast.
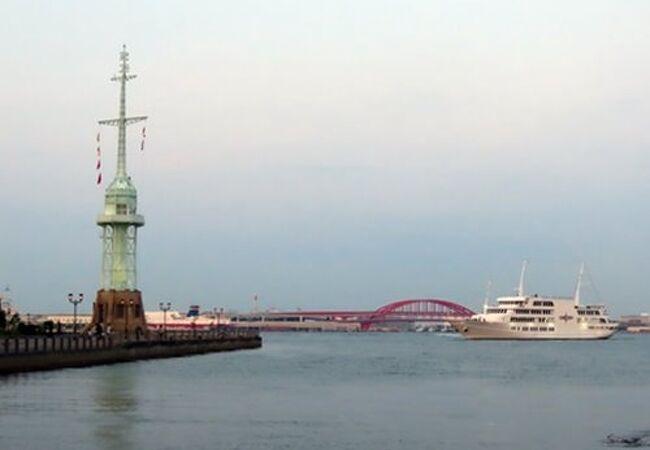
[574,263,585,307]
[516,260,528,297]
[483,280,492,313]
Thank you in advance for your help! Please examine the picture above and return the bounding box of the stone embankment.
[0,329,261,375]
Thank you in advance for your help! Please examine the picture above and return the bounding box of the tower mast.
[99,44,147,180]
[91,45,148,337]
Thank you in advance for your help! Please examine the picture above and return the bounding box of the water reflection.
[92,367,138,450]
[1,334,649,450]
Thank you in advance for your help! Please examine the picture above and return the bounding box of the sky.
[1,1,650,315]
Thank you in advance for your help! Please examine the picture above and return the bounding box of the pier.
[0,328,261,375]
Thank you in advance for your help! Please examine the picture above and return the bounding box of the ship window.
[542,310,552,315]
[510,317,535,323]
[543,301,554,306]
[529,327,538,331]
[539,327,547,331]
[522,327,529,331]
[116,204,127,214]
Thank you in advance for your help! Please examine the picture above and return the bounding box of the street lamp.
[67,293,84,335]
[159,302,171,337]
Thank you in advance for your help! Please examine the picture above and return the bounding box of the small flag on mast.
[96,132,102,186]
[140,126,146,151]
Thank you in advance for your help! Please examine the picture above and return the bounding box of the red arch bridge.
[232,299,476,332]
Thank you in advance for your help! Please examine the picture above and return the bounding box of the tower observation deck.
[91,45,148,336]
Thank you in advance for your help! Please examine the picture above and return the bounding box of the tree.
[7,313,21,334]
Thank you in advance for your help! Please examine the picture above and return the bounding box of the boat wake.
[605,431,650,447]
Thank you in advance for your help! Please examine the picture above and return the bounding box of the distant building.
[620,313,650,326]
[619,313,650,333]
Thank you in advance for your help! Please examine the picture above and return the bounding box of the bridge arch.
[360,298,475,331]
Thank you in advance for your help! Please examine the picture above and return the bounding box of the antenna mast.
[98,44,147,180]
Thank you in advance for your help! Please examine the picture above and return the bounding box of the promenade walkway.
[0,328,261,374]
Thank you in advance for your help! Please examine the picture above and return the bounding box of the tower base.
[90,289,147,338]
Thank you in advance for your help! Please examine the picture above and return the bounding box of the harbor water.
[1,332,649,450]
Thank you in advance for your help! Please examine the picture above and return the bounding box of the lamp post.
[159,302,171,337]
[67,293,84,335]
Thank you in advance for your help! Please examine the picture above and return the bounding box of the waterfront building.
[620,313,650,333]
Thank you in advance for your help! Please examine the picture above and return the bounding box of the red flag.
[96,173,102,185]
[140,126,146,151]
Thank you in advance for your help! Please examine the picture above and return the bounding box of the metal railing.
[0,327,260,357]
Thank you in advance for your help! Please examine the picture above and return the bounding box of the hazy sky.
[1,1,650,315]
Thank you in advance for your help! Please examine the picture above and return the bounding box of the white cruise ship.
[453,262,618,340]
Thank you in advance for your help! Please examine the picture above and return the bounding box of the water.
[1,333,649,450]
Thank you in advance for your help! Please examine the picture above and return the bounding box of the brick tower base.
[90,289,147,338]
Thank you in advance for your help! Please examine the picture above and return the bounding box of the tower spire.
[92,45,148,337]
[96,45,146,292]
[99,44,147,180]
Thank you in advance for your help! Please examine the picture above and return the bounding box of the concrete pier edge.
[0,335,262,375]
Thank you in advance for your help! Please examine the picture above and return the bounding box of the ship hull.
[451,320,617,340]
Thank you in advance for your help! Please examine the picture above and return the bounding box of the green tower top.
[97,45,147,291]
[97,44,147,224]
